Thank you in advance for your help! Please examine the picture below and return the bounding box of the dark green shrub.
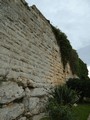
[48,104,76,120]
[67,78,90,102]
[69,49,79,75]
[78,58,88,79]
[46,85,78,120]
[52,85,78,105]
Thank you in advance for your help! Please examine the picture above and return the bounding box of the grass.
[73,103,90,120]
[40,104,90,120]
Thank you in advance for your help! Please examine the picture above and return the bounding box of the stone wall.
[0,0,75,120]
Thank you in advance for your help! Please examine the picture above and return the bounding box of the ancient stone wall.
[0,0,74,120]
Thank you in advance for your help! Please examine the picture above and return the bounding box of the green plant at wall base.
[42,104,90,120]
[46,85,78,120]
[48,104,76,120]
[52,85,78,105]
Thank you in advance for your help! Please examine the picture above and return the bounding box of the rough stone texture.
[0,0,74,85]
[0,81,25,104]
[18,117,27,120]
[28,97,40,114]
[0,103,24,120]
[0,0,77,120]
[30,88,47,97]
[23,94,46,115]
[32,113,46,120]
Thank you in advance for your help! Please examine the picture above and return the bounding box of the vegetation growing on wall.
[51,25,88,78]
[78,58,88,79]
[51,25,72,67]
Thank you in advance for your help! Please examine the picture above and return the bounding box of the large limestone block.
[27,97,45,115]
[0,81,25,104]
[0,103,24,120]
[23,88,46,115]
[30,88,47,97]
[23,97,42,115]
[32,113,46,120]
[18,117,27,120]
[28,97,40,115]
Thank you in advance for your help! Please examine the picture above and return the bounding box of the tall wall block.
[0,0,75,119]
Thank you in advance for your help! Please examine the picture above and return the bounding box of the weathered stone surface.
[23,88,47,115]
[18,117,27,120]
[0,0,70,87]
[28,97,40,115]
[32,113,46,120]
[25,112,32,117]
[30,88,47,97]
[23,96,45,115]
[0,103,24,120]
[0,0,77,119]
[0,82,25,104]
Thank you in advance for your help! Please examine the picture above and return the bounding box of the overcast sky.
[26,0,90,77]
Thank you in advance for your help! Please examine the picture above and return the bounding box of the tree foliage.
[51,25,72,67]
[78,58,88,79]
[67,78,90,102]
[51,25,88,78]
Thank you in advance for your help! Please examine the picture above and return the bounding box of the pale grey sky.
[26,0,90,77]
[26,0,90,49]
